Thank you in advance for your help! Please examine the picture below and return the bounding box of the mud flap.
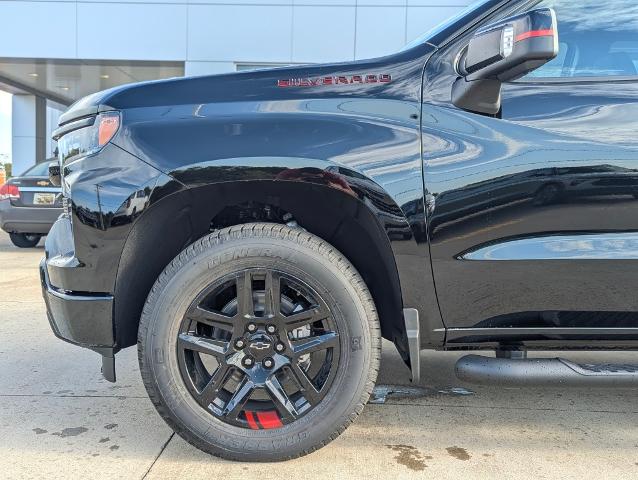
[403,308,420,383]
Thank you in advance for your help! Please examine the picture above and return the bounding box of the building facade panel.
[294,0,353,5]
[189,0,292,4]
[81,0,186,3]
[407,0,467,5]
[185,61,237,76]
[292,5,356,63]
[355,6,407,60]
[77,3,188,61]
[188,5,294,62]
[0,2,76,58]
[406,5,465,42]
[0,1,469,69]
[358,0,406,5]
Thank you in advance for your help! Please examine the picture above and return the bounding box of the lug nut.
[263,357,274,369]
[266,324,277,334]
[234,339,246,350]
[246,323,257,333]
[242,356,255,368]
[275,342,286,353]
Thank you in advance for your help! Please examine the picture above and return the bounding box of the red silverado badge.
[277,74,392,88]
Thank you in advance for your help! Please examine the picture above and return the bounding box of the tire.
[9,233,41,248]
[138,223,381,461]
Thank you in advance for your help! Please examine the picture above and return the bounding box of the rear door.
[422,0,638,339]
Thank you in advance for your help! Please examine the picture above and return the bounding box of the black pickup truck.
[41,0,638,462]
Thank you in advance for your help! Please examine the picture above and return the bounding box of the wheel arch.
[113,179,407,354]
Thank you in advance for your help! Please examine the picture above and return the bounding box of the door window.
[524,0,638,78]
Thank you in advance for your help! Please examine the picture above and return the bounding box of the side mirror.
[452,8,558,115]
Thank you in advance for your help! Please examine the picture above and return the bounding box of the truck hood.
[59,44,434,126]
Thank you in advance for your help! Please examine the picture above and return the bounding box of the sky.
[0,91,11,164]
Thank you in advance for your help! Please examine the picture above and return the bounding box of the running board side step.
[456,355,638,387]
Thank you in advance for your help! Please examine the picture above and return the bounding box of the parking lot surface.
[1,230,638,479]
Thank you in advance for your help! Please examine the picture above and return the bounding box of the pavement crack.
[141,432,174,480]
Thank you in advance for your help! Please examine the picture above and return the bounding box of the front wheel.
[9,233,41,248]
[138,223,381,461]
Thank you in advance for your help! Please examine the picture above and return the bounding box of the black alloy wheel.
[177,268,340,430]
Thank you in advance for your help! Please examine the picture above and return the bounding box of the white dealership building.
[0,0,466,174]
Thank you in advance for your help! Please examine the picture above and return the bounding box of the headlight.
[56,111,120,164]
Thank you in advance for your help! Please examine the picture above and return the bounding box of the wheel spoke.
[264,270,281,318]
[282,305,328,331]
[178,333,228,359]
[236,271,254,317]
[199,364,232,406]
[222,375,254,418]
[288,363,320,405]
[265,374,298,421]
[190,306,235,331]
[291,332,339,356]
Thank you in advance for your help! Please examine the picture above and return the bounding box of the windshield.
[21,161,54,177]
[402,0,494,50]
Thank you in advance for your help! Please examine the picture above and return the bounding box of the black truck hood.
[59,44,434,126]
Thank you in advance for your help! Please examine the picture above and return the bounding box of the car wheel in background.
[9,233,41,248]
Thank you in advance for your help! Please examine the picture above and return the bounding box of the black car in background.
[0,160,62,247]
[41,0,638,462]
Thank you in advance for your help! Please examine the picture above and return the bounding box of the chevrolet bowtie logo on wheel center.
[249,340,271,351]
[246,333,275,359]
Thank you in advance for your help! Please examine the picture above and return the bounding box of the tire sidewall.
[140,230,377,460]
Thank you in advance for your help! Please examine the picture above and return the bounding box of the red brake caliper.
[245,410,283,429]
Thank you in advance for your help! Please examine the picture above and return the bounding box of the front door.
[422,0,638,341]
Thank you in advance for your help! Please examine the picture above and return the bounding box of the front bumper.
[40,218,118,383]
[39,143,168,382]
[40,255,115,349]
[0,199,62,234]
